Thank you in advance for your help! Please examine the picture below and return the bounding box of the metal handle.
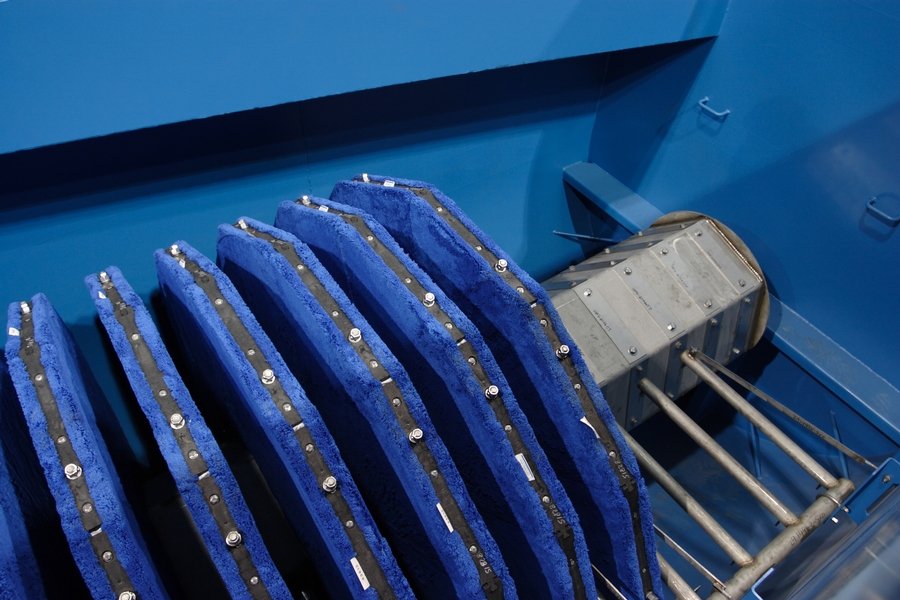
[866,194,900,227]
[698,96,731,121]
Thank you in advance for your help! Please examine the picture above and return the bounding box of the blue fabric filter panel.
[0,357,45,600]
[217,218,514,600]
[276,198,597,600]
[87,267,292,600]
[330,175,665,600]
[154,241,413,600]
[4,295,169,600]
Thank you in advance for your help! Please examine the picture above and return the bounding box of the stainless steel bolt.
[249,576,259,585]
[408,428,424,443]
[261,369,276,385]
[556,344,570,359]
[666,323,676,331]
[345,520,354,528]
[82,503,93,513]
[305,444,314,453]
[423,292,436,307]
[118,591,136,600]
[348,328,362,343]
[391,398,401,407]
[102,551,113,562]
[188,450,199,460]
[131,333,140,341]
[64,463,82,480]
[225,530,242,547]
[170,413,185,429]
[484,385,500,399]
[628,346,638,355]
[214,298,223,306]
[495,259,508,273]
[322,476,338,493]
[469,545,477,554]
[624,267,632,275]
[282,402,292,412]
[209,494,220,504]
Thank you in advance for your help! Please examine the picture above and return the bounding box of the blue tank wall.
[589,0,900,389]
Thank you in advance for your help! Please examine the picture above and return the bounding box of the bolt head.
[423,292,436,307]
[209,494,220,504]
[348,328,362,343]
[484,385,500,399]
[408,428,424,443]
[322,476,338,492]
[624,267,633,275]
[261,369,276,385]
[628,346,638,355]
[102,551,113,562]
[118,591,136,600]
[169,413,185,429]
[225,530,243,547]
[495,259,508,272]
[556,344,570,359]
[64,463,82,480]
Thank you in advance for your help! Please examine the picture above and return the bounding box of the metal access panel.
[544,213,768,429]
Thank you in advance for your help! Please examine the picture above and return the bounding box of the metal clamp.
[865,194,900,227]
[698,96,730,121]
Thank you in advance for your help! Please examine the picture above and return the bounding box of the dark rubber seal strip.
[163,251,396,600]
[294,200,586,598]
[359,180,655,597]
[18,303,138,599]
[100,278,272,599]
[237,223,504,600]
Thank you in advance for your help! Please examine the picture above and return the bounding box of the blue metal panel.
[589,0,900,389]
[0,1,726,154]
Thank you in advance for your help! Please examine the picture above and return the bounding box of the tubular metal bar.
[654,525,726,593]
[694,352,877,470]
[620,428,753,567]
[591,565,628,600]
[683,351,839,490]
[708,477,855,600]
[638,379,799,526]
[656,553,701,600]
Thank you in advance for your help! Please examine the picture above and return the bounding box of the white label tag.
[97,291,106,299]
[318,205,330,212]
[515,453,535,481]
[384,180,396,187]
[436,502,454,532]
[350,557,370,590]
[580,416,600,439]
[7,327,19,337]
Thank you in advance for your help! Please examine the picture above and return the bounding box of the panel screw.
[170,413,185,429]
[738,279,746,287]
[261,369,276,385]
[225,530,243,547]
[209,494,220,504]
[696,231,703,237]
[82,502,93,513]
[584,288,593,297]
[322,476,338,493]
[348,328,362,343]
[628,346,638,355]
[495,259,508,273]
[666,323,676,331]
[624,267,632,275]
[556,345,570,359]
[64,463,82,480]
[704,299,713,308]
[408,428,424,444]
[484,385,500,399]
[675,341,683,349]
[711,318,719,328]
[423,292,436,307]
[102,551,113,562]
[661,249,669,255]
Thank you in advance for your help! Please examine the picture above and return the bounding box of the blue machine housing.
[0,0,898,597]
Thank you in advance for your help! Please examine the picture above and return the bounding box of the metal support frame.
[626,352,857,599]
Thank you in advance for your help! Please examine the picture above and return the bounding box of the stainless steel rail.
[626,352,859,600]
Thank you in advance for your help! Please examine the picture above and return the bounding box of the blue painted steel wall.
[0,1,726,153]
[589,0,900,388]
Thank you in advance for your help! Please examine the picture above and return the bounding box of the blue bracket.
[844,458,900,524]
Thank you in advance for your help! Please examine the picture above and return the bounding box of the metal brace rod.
[621,428,753,566]
[639,378,799,526]
[657,552,701,600]
[654,525,727,593]
[694,352,877,470]
[708,477,855,600]
[682,351,839,490]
